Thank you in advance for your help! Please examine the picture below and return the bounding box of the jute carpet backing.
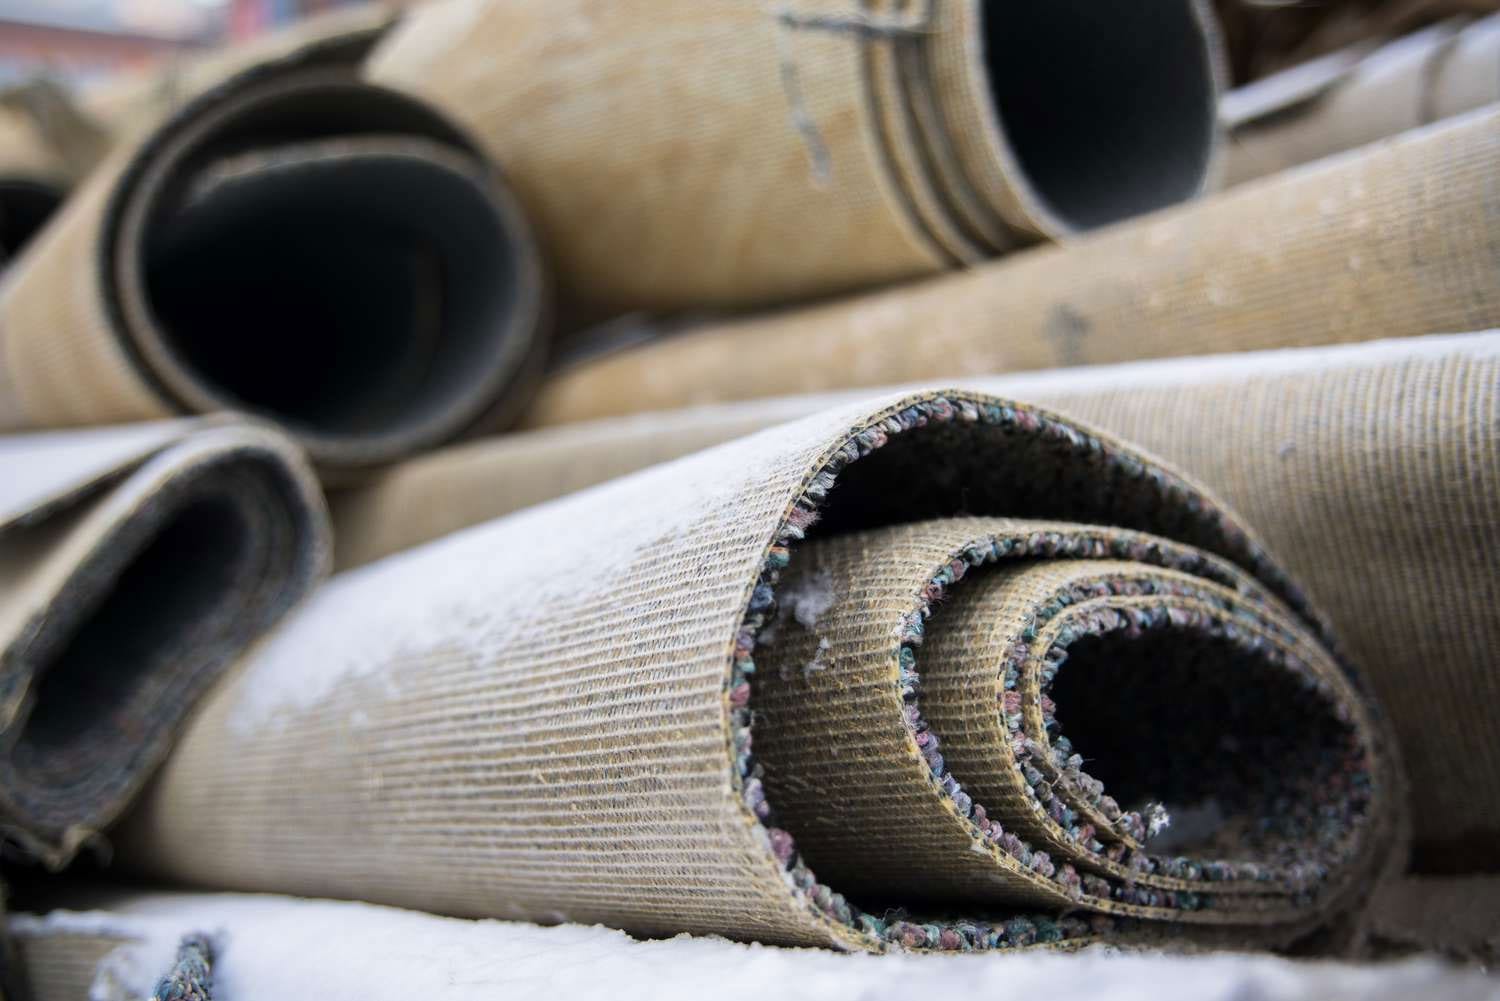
[0,418,328,865]
[526,107,1500,426]
[366,0,1224,324]
[0,56,547,474]
[1223,15,1500,185]
[328,332,1497,868]
[119,385,1400,953]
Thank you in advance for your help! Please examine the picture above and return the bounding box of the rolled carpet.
[326,331,1498,869]
[0,57,547,475]
[1222,15,1500,185]
[525,106,1500,426]
[366,0,1225,324]
[0,418,328,865]
[119,388,1400,952]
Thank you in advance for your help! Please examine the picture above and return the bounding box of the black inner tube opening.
[128,82,530,450]
[1049,628,1359,853]
[980,1,1218,231]
[0,179,63,260]
[143,152,520,439]
[16,495,249,786]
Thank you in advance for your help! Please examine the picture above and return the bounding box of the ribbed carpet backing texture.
[366,0,1224,326]
[526,107,1500,426]
[329,332,1498,870]
[0,49,546,474]
[117,384,1402,953]
[0,418,328,864]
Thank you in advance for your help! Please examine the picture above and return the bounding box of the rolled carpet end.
[0,419,329,864]
[0,62,548,474]
[367,0,1224,319]
[116,391,1400,953]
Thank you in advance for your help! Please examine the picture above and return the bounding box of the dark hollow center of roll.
[980,0,1218,230]
[17,496,249,780]
[0,179,63,259]
[142,151,521,441]
[1049,628,1359,854]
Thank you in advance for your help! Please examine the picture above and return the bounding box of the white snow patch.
[9,892,1495,1001]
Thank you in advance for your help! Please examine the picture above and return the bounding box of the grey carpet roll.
[0,58,547,475]
[0,418,329,864]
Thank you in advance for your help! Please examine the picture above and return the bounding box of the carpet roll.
[525,107,1500,426]
[1222,15,1500,184]
[367,0,1224,323]
[0,418,328,864]
[325,332,1497,869]
[118,388,1399,952]
[0,60,546,474]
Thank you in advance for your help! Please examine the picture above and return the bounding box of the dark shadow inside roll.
[0,180,63,260]
[981,1,1218,230]
[1,455,318,842]
[17,497,247,773]
[1045,628,1359,854]
[144,151,518,438]
[115,77,541,465]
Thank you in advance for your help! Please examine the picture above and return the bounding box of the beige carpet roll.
[0,418,328,865]
[1223,15,1500,184]
[328,332,1498,869]
[367,0,1224,323]
[119,388,1398,953]
[0,59,546,474]
[526,107,1500,426]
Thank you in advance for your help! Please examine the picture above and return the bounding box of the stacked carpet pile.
[116,381,1404,952]
[0,0,1495,996]
[0,45,546,475]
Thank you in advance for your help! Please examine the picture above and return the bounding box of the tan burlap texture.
[526,107,1500,426]
[366,0,1224,326]
[118,379,1403,953]
[80,4,397,151]
[1222,15,1500,184]
[0,57,546,474]
[0,418,328,865]
[328,332,1497,868]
